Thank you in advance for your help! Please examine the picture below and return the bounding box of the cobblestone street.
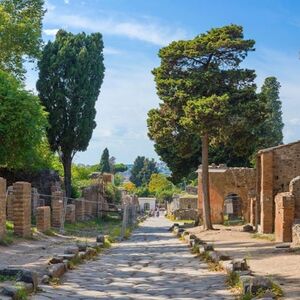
[33,217,232,300]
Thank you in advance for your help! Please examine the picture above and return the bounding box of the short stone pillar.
[65,204,75,223]
[6,186,14,221]
[13,182,32,238]
[75,198,85,221]
[36,206,51,232]
[0,178,7,239]
[275,192,295,242]
[51,191,63,228]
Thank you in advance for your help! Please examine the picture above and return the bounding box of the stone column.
[75,198,85,221]
[31,188,39,217]
[249,197,256,227]
[275,192,295,242]
[51,191,63,228]
[260,152,274,233]
[36,206,51,232]
[13,182,31,238]
[0,178,7,239]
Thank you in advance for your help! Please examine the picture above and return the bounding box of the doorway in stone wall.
[223,193,243,224]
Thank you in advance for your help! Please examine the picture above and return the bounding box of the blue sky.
[25,0,300,165]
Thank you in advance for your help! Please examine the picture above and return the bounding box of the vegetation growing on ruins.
[37,30,105,197]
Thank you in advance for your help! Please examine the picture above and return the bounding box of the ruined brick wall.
[0,178,6,239]
[82,184,109,219]
[178,196,198,210]
[258,141,300,234]
[198,168,256,224]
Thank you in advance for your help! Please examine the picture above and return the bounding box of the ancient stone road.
[33,217,233,300]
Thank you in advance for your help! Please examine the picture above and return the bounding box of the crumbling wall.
[198,167,256,224]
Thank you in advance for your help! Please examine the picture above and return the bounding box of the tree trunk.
[202,133,213,230]
[62,153,72,198]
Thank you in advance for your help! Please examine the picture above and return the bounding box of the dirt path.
[189,225,300,300]
[33,217,233,300]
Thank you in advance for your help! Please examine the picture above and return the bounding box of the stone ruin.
[0,176,112,240]
[197,165,256,224]
[255,140,300,242]
[167,194,198,220]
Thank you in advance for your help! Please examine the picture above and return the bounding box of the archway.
[223,193,243,223]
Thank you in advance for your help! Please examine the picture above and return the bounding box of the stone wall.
[257,141,300,234]
[197,167,256,224]
[82,184,109,218]
[0,178,6,239]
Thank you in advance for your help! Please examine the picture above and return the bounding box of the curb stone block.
[203,244,214,251]
[232,258,248,271]
[240,275,272,295]
[64,246,79,255]
[48,263,66,278]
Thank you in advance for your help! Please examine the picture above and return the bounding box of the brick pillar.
[275,192,295,242]
[260,152,274,233]
[51,191,63,228]
[0,178,7,239]
[36,206,51,232]
[75,198,85,221]
[65,204,75,223]
[6,186,14,221]
[13,182,31,238]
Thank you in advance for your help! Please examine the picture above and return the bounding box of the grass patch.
[199,251,223,272]
[43,229,57,236]
[0,231,14,246]
[226,271,240,289]
[14,284,28,300]
[251,233,275,242]
[0,274,17,282]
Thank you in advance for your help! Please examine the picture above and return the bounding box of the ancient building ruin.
[197,166,256,224]
[167,194,198,220]
[256,141,300,242]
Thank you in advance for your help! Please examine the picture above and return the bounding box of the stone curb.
[170,224,280,299]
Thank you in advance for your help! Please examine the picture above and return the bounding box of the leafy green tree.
[148,173,173,194]
[37,30,105,197]
[113,163,128,174]
[130,156,158,187]
[257,77,283,149]
[0,0,45,77]
[139,158,158,186]
[130,156,145,186]
[148,25,263,183]
[148,25,265,229]
[99,148,111,173]
[0,70,48,169]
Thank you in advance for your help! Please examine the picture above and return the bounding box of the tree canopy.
[148,24,265,183]
[256,76,283,150]
[37,30,105,197]
[148,24,267,229]
[130,156,158,187]
[99,148,111,173]
[0,0,45,77]
[0,70,48,169]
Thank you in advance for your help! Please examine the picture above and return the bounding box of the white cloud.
[103,47,122,55]
[64,0,70,4]
[45,13,186,46]
[43,28,59,36]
